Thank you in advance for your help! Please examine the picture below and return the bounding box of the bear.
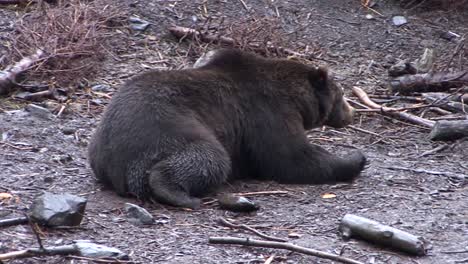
[88,48,366,209]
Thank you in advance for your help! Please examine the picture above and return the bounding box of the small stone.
[388,60,417,77]
[217,194,259,212]
[124,203,154,225]
[29,192,87,226]
[392,16,408,26]
[365,14,374,20]
[91,84,112,92]
[43,176,54,183]
[414,48,435,73]
[74,241,129,260]
[25,104,54,120]
[129,16,150,32]
[62,127,76,135]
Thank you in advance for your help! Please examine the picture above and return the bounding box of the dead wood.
[384,165,466,181]
[209,236,365,264]
[422,93,467,113]
[169,26,313,60]
[0,216,28,227]
[389,71,468,94]
[352,86,435,127]
[0,245,77,261]
[218,217,287,242]
[0,49,45,95]
[429,120,468,141]
[340,214,427,256]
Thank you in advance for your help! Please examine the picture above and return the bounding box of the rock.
[61,127,76,135]
[217,194,259,212]
[91,84,112,92]
[29,192,87,226]
[414,48,435,73]
[25,104,54,120]
[74,240,129,260]
[124,203,154,225]
[128,16,150,32]
[392,16,408,26]
[440,31,460,41]
[388,60,417,77]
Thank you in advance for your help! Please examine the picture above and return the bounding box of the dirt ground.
[1,1,467,263]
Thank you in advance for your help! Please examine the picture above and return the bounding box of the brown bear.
[88,48,366,209]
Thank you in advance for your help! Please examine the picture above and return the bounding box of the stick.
[0,216,29,227]
[383,165,466,181]
[209,237,364,264]
[0,245,78,261]
[418,144,448,157]
[169,26,317,61]
[218,217,287,242]
[0,49,45,95]
[233,191,288,196]
[352,86,435,128]
[339,214,427,256]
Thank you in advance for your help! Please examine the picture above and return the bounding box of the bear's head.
[308,67,355,129]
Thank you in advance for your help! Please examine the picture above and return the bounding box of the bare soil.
[1,1,467,263]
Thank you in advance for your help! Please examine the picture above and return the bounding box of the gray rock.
[129,16,150,32]
[25,104,54,120]
[124,203,154,225]
[91,84,112,92]
[29,192,87,226]
[388,60,417,77]
[414,48,434,73]
[74,240,129,260]
[217,194,259,212]
[392,16,408,26]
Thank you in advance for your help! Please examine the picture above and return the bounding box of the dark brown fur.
[88,49,366,208]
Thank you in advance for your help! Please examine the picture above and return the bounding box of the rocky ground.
[0,0,467,263]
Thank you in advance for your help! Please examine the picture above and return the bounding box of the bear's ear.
[308,66,329,90]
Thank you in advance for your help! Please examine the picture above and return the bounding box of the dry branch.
[218,217,287,242]
[0,245,77,261]
[339,214,427,256]
[209,236,364,264]
[0,49,44,95]
[0,216,28,227]
[352,86,435,127]
[389,71,468,94]
[169,26,312,60]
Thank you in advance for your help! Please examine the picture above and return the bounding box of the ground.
[0,1,467,263]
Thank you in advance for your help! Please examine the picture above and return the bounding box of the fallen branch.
[389,71,468,94]
[209,236,364,264]
[383,165,466,181]
[352,86,435,128]
[0,49,45,95]
[422,93,467,113]
[0,216,28,227]
[169,26,314,60]
[0,245,77,261]
[233,191,288,196]
[339,214,427,256]
[218,217,287,242]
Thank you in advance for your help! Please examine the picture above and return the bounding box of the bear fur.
[88,48,366,209]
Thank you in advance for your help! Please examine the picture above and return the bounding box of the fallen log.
[429,120,468,141]
[0,49,45,95]
[422,92,467,113]
[389,71,468,94]
[352,86,435,128]
[339,214,427,256]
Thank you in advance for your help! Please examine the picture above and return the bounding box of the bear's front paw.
[350,150,367,172]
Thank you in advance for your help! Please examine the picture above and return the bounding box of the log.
[429,120,468,141]
[0,216,28,227]
[0,49,45,95]
[422,92,467,113]
[339,214,427,256]
[389,71,468,95]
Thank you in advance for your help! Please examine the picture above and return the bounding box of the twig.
[29,218,44,250]
[383,165,466,181]
[237,0,249,11]
[418,145,448,157]
[233,190,288,196]
[264,254,275,264]
[352,86,435,128]
[443,34,466,72]
[209,236,364,264]
[0,245,78,261]
[218,217,287,242]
